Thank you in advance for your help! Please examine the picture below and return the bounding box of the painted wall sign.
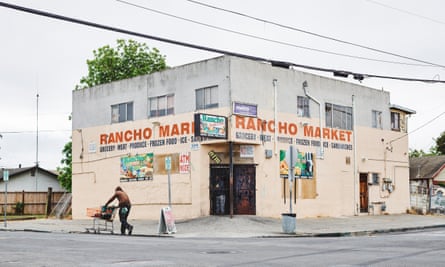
[96,115,353,154]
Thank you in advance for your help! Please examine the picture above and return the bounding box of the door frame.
[359,173,369,213]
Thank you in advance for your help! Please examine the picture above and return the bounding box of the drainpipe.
[352,95,358,215]
[302,81,324,159]
[273,79,278,155]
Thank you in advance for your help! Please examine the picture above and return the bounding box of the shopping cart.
[85,206,118,234]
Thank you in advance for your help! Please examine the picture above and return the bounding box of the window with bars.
[372,173,379,185]
[297,96,310,117]
[325,103,353,130]
[149,94,174,117]
[111,102,133,123]
[196,86,218,110]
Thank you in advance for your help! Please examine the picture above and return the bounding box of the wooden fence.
[0,189,68,216]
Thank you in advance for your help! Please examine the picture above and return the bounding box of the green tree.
[409,149,428,158]
[409,131,445,158]
[57,141,72,192]
[61,40,168,191]
[76,39,167,89]
[434,131,445,155]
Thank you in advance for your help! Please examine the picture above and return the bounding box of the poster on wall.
[179,152,190,174]
[279,150,314,179]
[240,145,254,158]
[120,153,154,182]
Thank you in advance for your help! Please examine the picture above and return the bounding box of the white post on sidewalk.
[3,169,9,228]
[165,156,172,208]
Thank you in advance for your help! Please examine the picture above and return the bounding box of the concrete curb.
[3,223,445,238]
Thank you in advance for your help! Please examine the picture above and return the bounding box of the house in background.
[0,165,64,192]
[409,155,445,214]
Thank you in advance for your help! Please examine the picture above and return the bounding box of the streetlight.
[302,81,324,159]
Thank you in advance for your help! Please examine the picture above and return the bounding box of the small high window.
[391,111,400,131]
[297,96,310,117]
[325,103,352,130]
[149,94,174,117]
[372,110,382,129]
[196,86,218,110]
[111,102,133,123]
[372,173,379,185]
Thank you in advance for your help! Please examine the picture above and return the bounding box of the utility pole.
[35,93,39,191]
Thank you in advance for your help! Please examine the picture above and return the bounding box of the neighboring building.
[409,155,445,214]
[72,55,415,220]
[0,165,64,192]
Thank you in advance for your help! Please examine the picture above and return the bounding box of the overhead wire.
[186,0,445,69]
[116,0,429,67]
[365,0,445,26]
[1,1,445,84]
[389,110,445,144]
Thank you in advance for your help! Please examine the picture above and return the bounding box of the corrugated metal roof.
[0,166,58,181]
[409,155,445,180]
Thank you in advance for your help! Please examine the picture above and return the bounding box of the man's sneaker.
[128,225,133,235]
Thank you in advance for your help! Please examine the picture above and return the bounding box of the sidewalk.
[2,214,445,238]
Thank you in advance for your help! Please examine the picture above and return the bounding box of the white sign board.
[165,156,171,171]
[3,170,9,182]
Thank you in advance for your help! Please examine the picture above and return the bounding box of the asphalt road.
[1,229,444,266]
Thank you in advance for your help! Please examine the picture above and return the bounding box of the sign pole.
[3,169,9,228]
[168,169,171,208]
[165,156,172,208]
[289,146,294,214]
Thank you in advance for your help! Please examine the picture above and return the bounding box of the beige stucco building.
[72,56,415,220]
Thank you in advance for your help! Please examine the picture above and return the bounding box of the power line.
[117,0,429,67]
[0,130,71,134]
[390,110,445,144]
[186,0,445,69]
[365,0,445,26]
[1,1,445,84]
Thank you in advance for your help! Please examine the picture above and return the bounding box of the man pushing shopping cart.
[104,186,134,235]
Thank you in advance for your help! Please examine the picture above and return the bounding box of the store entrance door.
[359,173,369,213]
[209,164,256,215]
[210,165,230,215]
[234,165,256,215]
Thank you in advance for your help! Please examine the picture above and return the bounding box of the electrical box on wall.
[383,178,392,183]
[265,149,273,159]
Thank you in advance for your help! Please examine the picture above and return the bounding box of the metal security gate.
[233,165,256,215]
[210,165,230,215]
[209,164,256,215]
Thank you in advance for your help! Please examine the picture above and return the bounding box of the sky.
[0,0,444,170]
